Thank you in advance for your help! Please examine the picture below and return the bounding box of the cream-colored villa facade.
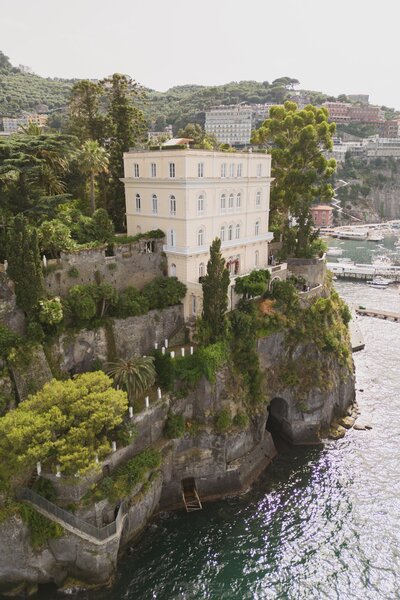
[122,148,276,319]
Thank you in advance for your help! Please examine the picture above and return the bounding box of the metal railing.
[16,488,118,541]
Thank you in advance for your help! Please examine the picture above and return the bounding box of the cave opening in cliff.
[266,397,289,441]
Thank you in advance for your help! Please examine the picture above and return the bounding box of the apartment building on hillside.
[122,148,282,319]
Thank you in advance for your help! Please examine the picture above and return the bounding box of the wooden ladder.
[182,481,202,512]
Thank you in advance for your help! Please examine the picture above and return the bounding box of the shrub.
[114,286,149,318]
[26,321,45,343]
[215,409,232,433]
[19,504,64,549]
[38,297,63,326]
[340,302,352,325]
[67,266,79,278]
[0,325,20,359]
[153,351,175,390]
[65,285,96,323]
[164,413,185,439]
[235,269,271,299]
[32,477,57,502]
[233,412,249,429]
[142,277,187,310]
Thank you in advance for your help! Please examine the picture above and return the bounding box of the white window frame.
[255,250,259,266]
[150,162,156,177]
[255,220,260,236]
[256,163,262,177]
[228,225,233,241]
[152,194,158,214]
[170,263,177,277]
[197,194,204,214]
[133,163,139,178]
[220,193,226,212]
[169,229,176,246]
[169,162,176,178]
[221,163,226,178]
[235,224,240,240]
[199,263,205,278]
[170,195,176,216]
[135,193,141,212]
[198,162,204,178]
[256,191,261,207]
[197,228,204,246]
[228,193,234,210]
[220,226,225,242]
[236,193,241,209]
[229,163,235,177]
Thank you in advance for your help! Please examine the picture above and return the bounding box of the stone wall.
[286,255,326,286]
[44,238,166,297]
[49,305,185,375]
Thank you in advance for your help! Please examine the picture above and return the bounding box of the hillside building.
[311,205,334,228]
[2,113,48,133]
[122,148,279,319]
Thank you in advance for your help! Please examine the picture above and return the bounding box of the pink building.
[311,205,334,228]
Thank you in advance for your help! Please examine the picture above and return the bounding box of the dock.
[349,317,365,351]
[328,262,400,282]
[355,307,400,322]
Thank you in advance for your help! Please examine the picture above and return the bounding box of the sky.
[2,0,400,109]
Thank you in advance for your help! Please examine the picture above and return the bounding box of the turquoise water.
[326,234,400,265]
[43,243,400,600]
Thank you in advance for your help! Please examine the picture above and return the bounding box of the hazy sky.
[2,0,400,108]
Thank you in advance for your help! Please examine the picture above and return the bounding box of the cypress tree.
[201,238,230,343]
[7,216,45,314]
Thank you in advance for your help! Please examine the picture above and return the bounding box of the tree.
[7,215,45,314]
[37,219,77,257]
[142,277,187,310]
[177,123,217,149]
[101,74,147,229]
[77,140,109,213]
[201,238,230,343]
[0,371,128,482]
[252,101,336,258]
[106,355,156,405]
[68,80,106,143]
[90,208,115,242]
[235,269,271,299]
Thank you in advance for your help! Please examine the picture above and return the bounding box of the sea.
[44,237,400,600]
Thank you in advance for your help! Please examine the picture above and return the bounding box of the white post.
[190,346,194,355]
[95,454,99,464]
[3,260,7,272]
[56,465,61,478]
[129,406,133,418]
[157,387,162,399]
[112,441,117,452]
[36,461,41,476]
[181,347,185,357]
[154,342,158,350]
[165,338,168,348]
[170,351,175,359]
[145,396,149,409]
[162,347,166,355]
[42,255,47,268]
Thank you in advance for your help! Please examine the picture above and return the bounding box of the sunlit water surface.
[44,243,400,600]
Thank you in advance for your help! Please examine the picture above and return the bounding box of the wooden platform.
[355,307,400,322]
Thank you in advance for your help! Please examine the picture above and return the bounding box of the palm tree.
[106,355,156,405]
[78,140,109,214]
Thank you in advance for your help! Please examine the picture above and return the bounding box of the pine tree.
[7,216,45,314]
[201,238,230,343]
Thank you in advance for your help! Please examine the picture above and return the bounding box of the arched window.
[170,195,176,216]
[236,193,241,209]
[229,193,234,209]
[255,250,259,266]
[169,229,176,246]
[228,225,233,241]
[199,263,205,278]
[152,194,158,214]
[135,193,141,212]
[235,224,240,239]
[255,220,260,236]
[197,194,204,214]
[220,226,225,242]
[197,228,204,246]
[256,191,261,207]
[220,193,226,212]
[170,263,177,277]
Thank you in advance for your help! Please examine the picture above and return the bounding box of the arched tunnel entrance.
[266,397,290,443]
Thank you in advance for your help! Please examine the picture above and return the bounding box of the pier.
[328,262,400,282]
[355,307,400,322]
